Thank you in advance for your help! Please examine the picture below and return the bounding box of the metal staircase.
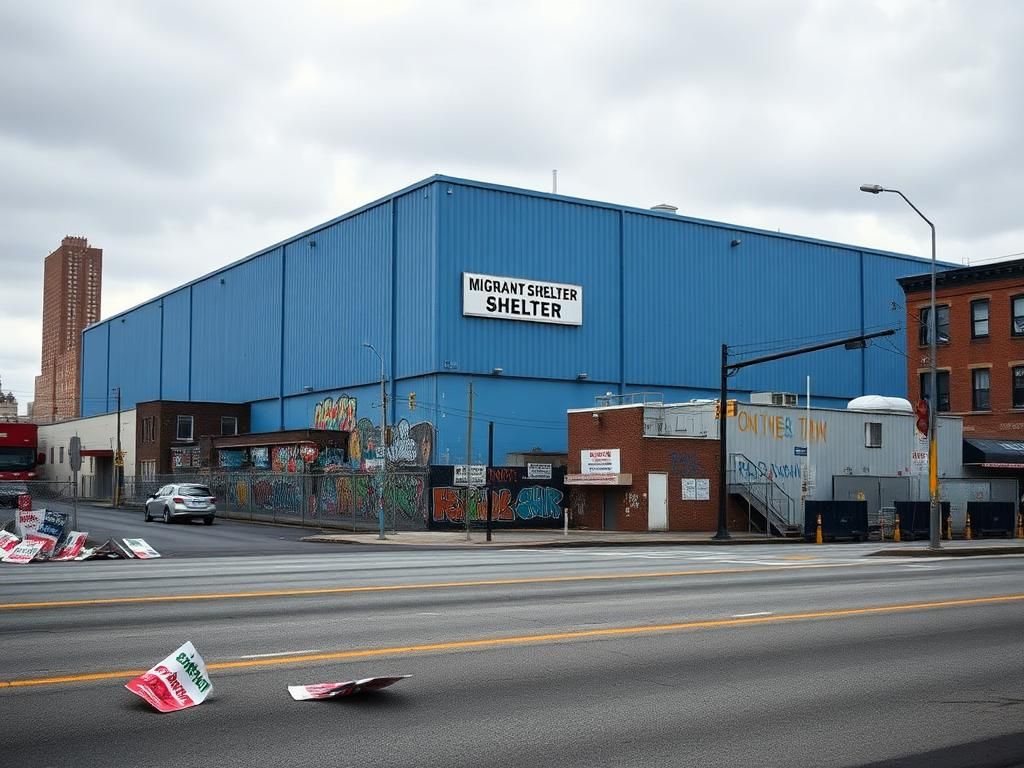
[727,453,802,537]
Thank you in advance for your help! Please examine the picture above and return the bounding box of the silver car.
[144,483,217,525]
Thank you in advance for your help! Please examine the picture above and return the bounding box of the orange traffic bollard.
[965,512,973,541]
[1017,512,1024,539]
[815,514,823,545]
[945,512,953,541]
[893,513,901,543]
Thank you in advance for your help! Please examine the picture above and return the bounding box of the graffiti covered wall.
[428,465,566,530]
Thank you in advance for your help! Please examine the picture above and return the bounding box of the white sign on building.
[527,463,552,480]
[581,449,620,475]
[462,273,583,326]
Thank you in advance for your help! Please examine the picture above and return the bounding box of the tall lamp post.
[362,342,388,541]
[860,184,940,550]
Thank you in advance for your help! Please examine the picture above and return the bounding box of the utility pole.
[465,381,474,541]
[113,387,122,508]
[362,343,387,540]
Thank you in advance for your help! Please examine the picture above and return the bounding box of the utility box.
[966,501,1015,538]
[804,500,869,542]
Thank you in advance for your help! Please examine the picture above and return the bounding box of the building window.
[972,369,991,411]
[221,416,238,436]
[1013,296,1024,336]
[865,422,882,448]
[176,415,194,441]
[59,446,64,464]
[920,371,951,412]
[1014,367,1024,409]
[919,305,950,346]
[142,416,155,443]
[971,299,989,339]
[90,456,94,473]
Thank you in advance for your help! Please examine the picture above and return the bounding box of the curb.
[866,545,1024,558]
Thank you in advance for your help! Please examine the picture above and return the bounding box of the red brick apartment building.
[899,259,1024,469]
[33,236,102,422]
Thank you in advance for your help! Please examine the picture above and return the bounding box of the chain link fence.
[123,470,430,532]
[0,480,76,512]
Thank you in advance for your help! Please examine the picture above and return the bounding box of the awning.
[80,449,114,457]
[564,473,633,486]
[963,439,1024,469]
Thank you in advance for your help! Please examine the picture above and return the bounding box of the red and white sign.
[52,532,89,561]
[581,449,620,475]
[17,494,32,511]
[0,530,20,556]
[122,539,161,559]
[3,540,44,564]
[16,508,69,558]
[288,675,411,701]
[125,641,213,713]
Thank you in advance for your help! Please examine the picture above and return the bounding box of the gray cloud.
[2,0,1023,405]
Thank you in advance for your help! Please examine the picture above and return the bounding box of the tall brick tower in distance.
[32,236,102,422]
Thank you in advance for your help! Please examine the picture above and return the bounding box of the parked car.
[144,483,216,525]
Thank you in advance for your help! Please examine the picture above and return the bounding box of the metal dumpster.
[893,501,950,541]
[804,500,869,542]
[966,501,1015,538]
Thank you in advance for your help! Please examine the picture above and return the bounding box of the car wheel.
[163,507,171,524]
[203,517,214,526]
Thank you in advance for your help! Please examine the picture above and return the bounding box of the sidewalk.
[301,530,801,548]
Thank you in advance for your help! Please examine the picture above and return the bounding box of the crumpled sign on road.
[51,532,89,561]
[0,530,20,556]
[287,675,411,701]
[0,531,161,563]
[16,508,69,559]
[122,538,161,559]
[3,539,44,564]
[125,641,213,713]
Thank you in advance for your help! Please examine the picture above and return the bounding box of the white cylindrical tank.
[846,395,913,413]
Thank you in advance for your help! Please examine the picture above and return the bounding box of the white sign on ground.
[122,539,161,559]
[288,675,411,701]
[581,449,620,475]
[125,641,213,713]
[3,540,43,564]
[52,532,89,561]
[0,530,20,556]
[463,272,582,326]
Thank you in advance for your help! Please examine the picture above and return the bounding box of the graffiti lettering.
[487,468,518,484]
[669,452,700,476]
[313,396,357,431]
[431,487,486,523]
[514,486,564,520]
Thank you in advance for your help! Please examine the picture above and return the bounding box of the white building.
[38,410,136,498]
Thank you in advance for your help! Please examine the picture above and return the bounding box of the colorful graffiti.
[218,449,246,469]
[313,472,427,525]
[737,412,829,443]
[251,477,303,513]
[489,486,564,521]
[251,446,270,469]
[431,487,488,523]
[736,459,803,482]
[313,396,357,431]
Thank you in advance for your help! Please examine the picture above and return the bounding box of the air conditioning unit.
[750,392,798,407]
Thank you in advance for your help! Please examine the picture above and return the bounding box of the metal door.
[648,473,668,531]
[602,489,622,530]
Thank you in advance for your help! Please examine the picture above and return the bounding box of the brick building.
[899,260,1024,441]
[33,236,102,422]
[136,401,251,476]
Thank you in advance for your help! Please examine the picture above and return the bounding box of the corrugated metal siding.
[281,207,392,394]
[624,214,865,396]
[437,184,620,382]
[281,383,379,431]
[861,251,926,395]
[160,288,191,400]
[81,324,109,416]
[108,302,162,409]
[190,250,282,402]
[393,187,437,378]
[249,399,280,433]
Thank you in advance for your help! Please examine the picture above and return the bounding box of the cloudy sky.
[2,0,1022,412]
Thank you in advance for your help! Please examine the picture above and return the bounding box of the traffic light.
[714,400,721,419]
[726,399,738,417]
[408,392,416,412]
[915,398,929,437]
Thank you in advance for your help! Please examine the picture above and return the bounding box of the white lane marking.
[903,564,938,570]
[238,649,322,659]
[417,612,442,616]
[732,611,773,618]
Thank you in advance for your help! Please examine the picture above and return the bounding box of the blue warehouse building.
[81,175,937,467]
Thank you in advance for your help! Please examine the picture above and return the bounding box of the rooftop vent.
[650,203,678,214]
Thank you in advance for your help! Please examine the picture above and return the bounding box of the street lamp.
[362,342,388,541]
[860,184,940,550]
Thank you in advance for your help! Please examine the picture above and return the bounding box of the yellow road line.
[0,562,869,611]
[3,592,1022,690]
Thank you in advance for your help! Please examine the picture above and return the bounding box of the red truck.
[0,423,42,508]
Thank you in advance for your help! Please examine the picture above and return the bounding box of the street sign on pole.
[454,464,486,487]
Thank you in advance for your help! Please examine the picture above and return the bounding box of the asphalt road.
[2,543,1024,767]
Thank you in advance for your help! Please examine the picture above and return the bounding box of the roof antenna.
[552,169,557,194]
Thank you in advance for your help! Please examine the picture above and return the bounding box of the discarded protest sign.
[125,641,212,713]
[287,675,411,701]
[122,539,160,559]
[0,530,20,556]
[52,532,89,561]
[3,539,44,564]
[16,509,70,558]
